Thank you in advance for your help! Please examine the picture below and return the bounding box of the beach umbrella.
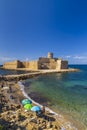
[24,104,33,110]
[31,106,41,112]
[22,99,32,105]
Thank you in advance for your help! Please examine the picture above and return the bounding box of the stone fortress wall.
[3,60,21,69]
[3,52,68,70]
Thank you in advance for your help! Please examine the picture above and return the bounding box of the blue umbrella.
[22,99,32,105]
[31,106,41,112]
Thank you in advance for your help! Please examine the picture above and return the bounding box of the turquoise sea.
[0,65,87,129]
[23,65,87,129]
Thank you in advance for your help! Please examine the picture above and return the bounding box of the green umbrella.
[22,99,32,105]
[24,104,33,110]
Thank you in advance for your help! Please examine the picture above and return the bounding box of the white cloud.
[25,58,29,61]
[64,55,71,58]
[61,54,87,64]
[73,56,87,60]
[0,56,16,64]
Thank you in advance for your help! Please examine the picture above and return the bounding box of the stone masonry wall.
[3,53,68,70]
[21,62,29,68]
[3,60,21,69]
[56,60,68,70]
[38,58,57,69]
[61,61,68,69]
[28,60,39,70]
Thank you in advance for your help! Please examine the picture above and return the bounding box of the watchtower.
[48,52,53,59]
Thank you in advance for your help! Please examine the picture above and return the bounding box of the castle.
[3,52,68,70]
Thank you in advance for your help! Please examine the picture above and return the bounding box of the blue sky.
[0,0,87,64]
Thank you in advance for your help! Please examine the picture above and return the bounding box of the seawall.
[0,68,80,81]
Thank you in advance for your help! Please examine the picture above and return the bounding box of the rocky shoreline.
[0,79,79,130]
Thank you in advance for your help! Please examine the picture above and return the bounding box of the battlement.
[3,52,68,70]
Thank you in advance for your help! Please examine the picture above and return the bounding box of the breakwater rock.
[0,68,80,81]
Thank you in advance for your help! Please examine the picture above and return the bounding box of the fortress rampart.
[3,52,68,70]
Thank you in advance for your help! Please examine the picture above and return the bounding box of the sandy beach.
[0,80,78,130]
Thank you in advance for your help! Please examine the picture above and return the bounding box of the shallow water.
[24,65,87,129]
[0,68,31,75]
[1,65,87,129]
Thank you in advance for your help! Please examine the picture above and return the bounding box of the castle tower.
[48,52,53,58]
